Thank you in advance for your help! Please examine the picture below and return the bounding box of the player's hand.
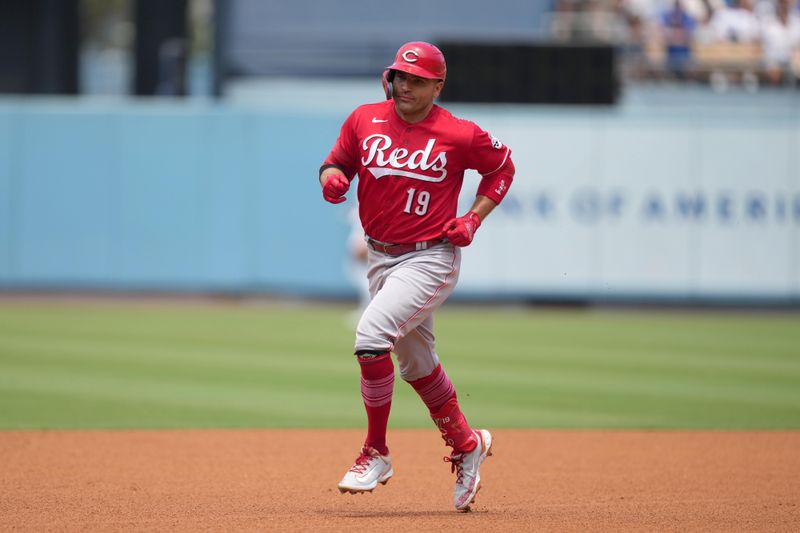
[442,211,481,247]
[322,173,350,204]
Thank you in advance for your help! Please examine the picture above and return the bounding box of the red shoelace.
[444,453,465,484]
[348,449,376,474]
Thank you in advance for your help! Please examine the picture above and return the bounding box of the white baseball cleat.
[337,446,394,494]
[445,429,493,511]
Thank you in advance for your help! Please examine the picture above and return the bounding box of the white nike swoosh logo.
[371,118,388,123]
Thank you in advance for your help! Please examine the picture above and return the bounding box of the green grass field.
[0,299,798,430]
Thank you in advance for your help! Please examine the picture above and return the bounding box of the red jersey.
[324,99,514,244]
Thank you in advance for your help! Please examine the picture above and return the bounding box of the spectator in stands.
[609,0,652,79]
[551,0,580,41]
[753,0,778,18]
[551,0,617,42]
[760,0,800,85]
[659,0,698,79]
[704,0,762,90]
[709,0,761,43]
[682,0,722,24]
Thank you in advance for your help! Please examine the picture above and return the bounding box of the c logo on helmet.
[402,50,419,63]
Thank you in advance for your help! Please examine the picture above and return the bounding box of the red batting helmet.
[386,41,447,81]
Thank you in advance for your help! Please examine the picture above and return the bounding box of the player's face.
[392,71,443,124]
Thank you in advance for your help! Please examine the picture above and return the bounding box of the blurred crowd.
[549,0,800,89]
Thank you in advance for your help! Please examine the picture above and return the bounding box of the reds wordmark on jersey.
[325,99,513,243]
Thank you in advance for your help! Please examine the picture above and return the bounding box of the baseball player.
[319,41,515,511]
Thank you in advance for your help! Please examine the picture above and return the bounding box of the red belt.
[367,238,445,256]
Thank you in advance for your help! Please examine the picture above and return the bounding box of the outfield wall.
[0,94,798,303]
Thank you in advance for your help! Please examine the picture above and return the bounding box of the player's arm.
[465,194,498,223]
[319,164,345,187]
[320,112,359,204]
[442,156,515,247]
[319,164,350,204]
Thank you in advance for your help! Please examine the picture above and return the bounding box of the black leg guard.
[355,349,389,361]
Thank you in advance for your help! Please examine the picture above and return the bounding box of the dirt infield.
[1,429,798,532]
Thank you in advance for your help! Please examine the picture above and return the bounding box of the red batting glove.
[442,211,482,247]
[322,173,350,204]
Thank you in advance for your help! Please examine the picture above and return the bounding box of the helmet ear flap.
[381,69,394,100]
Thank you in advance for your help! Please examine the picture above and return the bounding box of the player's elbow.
[477,158,515,203]
[501,158,515,182]
[493,158,515,190]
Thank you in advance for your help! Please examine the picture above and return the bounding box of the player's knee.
[355,328,392,357]
[397,359,438,382]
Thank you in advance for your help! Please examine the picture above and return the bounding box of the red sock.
[358,353,394,456]
[430,397,477,453]
[408,363,455,414]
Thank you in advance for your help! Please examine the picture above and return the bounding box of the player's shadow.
[319,509,489,518]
